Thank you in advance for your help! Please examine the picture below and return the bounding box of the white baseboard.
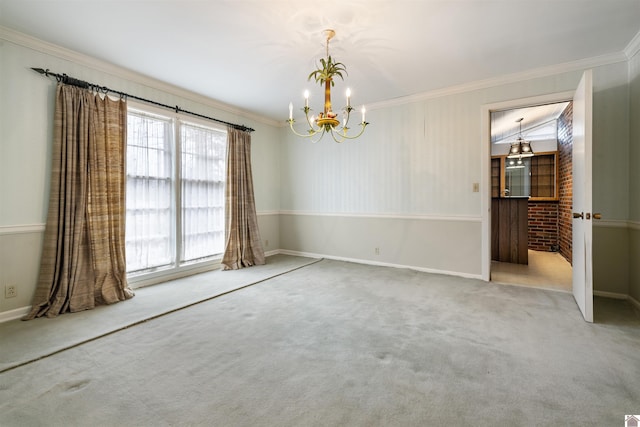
[278,249,482,280]
[0,306,31,323]
[629,295,640,311]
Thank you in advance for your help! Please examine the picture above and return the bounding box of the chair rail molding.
[0,224,46,235]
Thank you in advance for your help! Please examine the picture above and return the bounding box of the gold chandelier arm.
[303,109,319,131]
[330,122,369,142]
[309,128,328,143]
[342,105,354,128]
[287,119,317,138]
[287,118,325,142]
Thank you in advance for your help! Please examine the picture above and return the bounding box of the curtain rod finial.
[31,67,47,75]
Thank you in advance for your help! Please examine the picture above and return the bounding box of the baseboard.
[4,252,632,322]
[278,249,482,280]
[593,290,628,300]
[593,291,640,312]
[0,306,31,323]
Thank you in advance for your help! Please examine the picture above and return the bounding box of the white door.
[572,70,594,323]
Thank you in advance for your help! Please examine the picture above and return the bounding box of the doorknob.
[573,212,584,219]
[593,213,602,220]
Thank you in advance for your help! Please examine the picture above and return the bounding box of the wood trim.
[500,157,506,197]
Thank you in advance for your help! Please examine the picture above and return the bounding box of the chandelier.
[507,117,534,159]
[287,29,369,143]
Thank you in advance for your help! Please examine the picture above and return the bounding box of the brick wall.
[528,201,559,251]
[557,102,573,264]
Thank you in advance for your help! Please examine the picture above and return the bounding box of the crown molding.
[624,29,640,60]
[0,26,281,128]
[3,25,634,125]
[367,51,628,111]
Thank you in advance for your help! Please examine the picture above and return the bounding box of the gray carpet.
[0,254,320,372]
[1,256,639,426]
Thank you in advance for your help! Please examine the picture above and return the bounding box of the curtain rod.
[31,68,255,133]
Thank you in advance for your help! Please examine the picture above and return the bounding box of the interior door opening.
[481,71,594,322]
[488,100,574,292]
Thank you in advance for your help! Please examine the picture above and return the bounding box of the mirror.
[504,157,531,197]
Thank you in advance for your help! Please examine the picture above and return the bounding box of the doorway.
[480,93,575,291]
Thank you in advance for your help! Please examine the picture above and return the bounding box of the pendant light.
[507,118,534,158]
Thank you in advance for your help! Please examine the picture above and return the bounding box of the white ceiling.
[491,102,570,145]
[1,0,639,125]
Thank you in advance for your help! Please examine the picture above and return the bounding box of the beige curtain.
[221,127,265,270]
[25,84,134,319]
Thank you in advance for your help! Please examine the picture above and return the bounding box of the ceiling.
[1,0,639,127]
[491,102,570,145]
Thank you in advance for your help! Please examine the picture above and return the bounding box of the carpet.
[1,256,639,426]
[0,254,320,373]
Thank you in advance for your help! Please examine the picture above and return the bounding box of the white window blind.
[125,107,226,276]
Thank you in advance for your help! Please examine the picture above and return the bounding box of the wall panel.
[593,224,629,295]
[0,229,43,314]
[280,213,482,277]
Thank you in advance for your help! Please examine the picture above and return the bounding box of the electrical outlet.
[5,285,16,298]
[265,239,269,247]
[375,247,380,255]
[473,182,480,192]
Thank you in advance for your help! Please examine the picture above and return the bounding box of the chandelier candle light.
[287,29,369,143]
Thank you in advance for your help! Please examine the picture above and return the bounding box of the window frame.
[125,101,227,288]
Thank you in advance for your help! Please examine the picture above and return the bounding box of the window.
[180,122,227,262]
[125,105,226,276]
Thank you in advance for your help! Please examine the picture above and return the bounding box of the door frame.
[480,91,575,282]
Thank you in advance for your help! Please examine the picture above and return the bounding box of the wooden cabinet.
[491,197,528,264]
[491,158,501,198]
[530,154,557,199]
